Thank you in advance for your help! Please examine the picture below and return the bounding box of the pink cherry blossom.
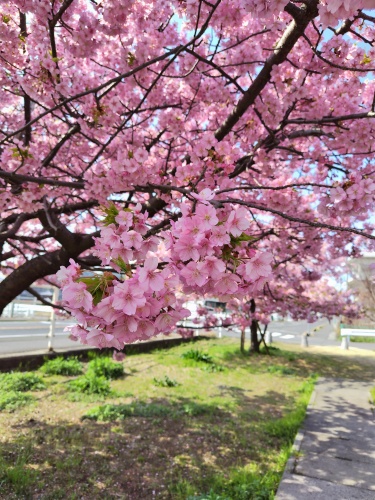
[138,257,164,291]
[113,351,126,361]
[112,281,146,315]
[216,273,240,294]
[173,237,200,261]
[191,188,215,204]
[62,282,93,312]
[245,252,273,281]
[180,261,208,287]
[226,207,250,237]
[121,230,143,249]
[195,203,219,230]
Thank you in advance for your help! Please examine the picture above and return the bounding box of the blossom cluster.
[320,176,375,216]
[318,1,375,28]
[242,0,289,19]
[58,194,273,350]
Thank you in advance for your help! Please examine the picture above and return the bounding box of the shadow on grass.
[0,389,304,500]
[218,345,375,382]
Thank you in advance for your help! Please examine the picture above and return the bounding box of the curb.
[0,334,212,372]
[276,383,317,496]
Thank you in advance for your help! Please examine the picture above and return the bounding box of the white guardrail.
[0,288,62,351]
[340,328,375,349]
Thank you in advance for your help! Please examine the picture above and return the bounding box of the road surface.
[0,320,86,355]
[222,318,375,351]
[0,318,374,356]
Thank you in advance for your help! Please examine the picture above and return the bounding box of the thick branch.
[286,112,375,126]
[214,0,319,141]
[26,287,65,311]
[0,234,94,315]
[220,198,375,241]
[0,169,84,189]
[2,200,98,227]
[49,0,75,27]
[42,123,81,167]
[19,12,31,146]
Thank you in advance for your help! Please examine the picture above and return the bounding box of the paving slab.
[295,454,375,490]
[276,473,375,500]
[276,378,375,499]
[300,430,375,464]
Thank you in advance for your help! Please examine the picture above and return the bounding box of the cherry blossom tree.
[0,1,374,350]
[193,261,359,353]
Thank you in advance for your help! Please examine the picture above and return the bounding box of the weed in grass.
[40,356,83,376]
[181,402,213,416]
[87,357,124,380]
[267,365,296,376]
[170,476,198,499]
[262,376,315,446]
[82,400,213,421]
[370,386,375,404]
[182,349,214,364]
[263,403,306,443]
[0,391,34,411]
[183,466,279,500]
[82,401,171,421]
[68,373,112,396]
[0,443,36,496]
[203,363,224,373]
[181,349,225,371]
[153,375,180,387]
[0,372,46,392]
[55,454,82,471]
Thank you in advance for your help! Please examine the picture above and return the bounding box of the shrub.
[68,373,112,396]
[0,391,34,411]
[0,372,45,392]
[87,357,124,380]
[153,376,180,387]
[40,356,83,376]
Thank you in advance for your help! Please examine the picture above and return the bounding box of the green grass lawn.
[0,338,374,500]
[350,336,375,343]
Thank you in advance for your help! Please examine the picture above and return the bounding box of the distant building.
[347,253,375,323]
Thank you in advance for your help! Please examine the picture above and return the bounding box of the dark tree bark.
[240,327,246,354]
[0,233,94,315]
[249,299,260,354]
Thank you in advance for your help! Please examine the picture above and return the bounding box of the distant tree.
[347,257,375,323]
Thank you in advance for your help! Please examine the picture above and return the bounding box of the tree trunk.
[249,299,260,354]
[240,327,246,354]
[0,234,94,315]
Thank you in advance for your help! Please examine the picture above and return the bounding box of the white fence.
[340,327,375,349]
[2,300,52,319]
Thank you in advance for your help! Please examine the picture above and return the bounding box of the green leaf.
[361,54,371,65]
[112,257,131,275]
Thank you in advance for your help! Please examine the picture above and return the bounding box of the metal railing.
[0,287,62,352]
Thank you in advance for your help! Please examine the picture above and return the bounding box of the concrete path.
[276,378,375,499]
